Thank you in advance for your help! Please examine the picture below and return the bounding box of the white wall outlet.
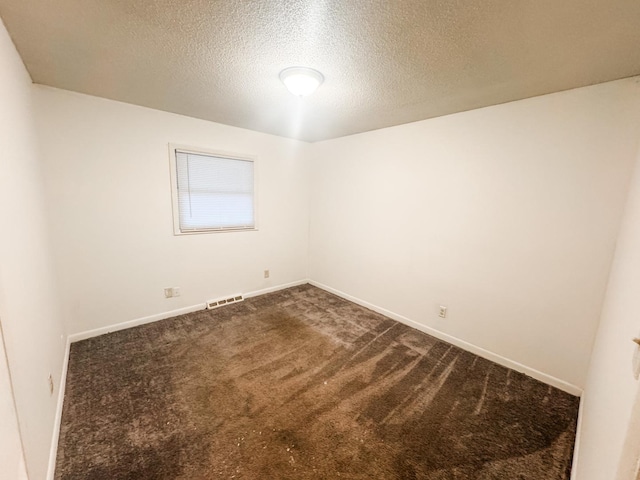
[164,287,181,298]
[264,269,270,279]
[439,306,447,318]
[48,374,54,396]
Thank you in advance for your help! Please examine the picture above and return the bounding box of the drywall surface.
[34,86,310,335]
[615,385,640,480]
[0,326,28,480]
[576,145,640,479]
[0,17,67,480]
[309,78,640,389]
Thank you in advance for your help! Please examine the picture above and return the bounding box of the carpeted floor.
[55,284,579,479]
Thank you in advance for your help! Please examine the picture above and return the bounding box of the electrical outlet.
[165,287,180,298]
[264,269,270,279]
[48,374,54,396]
[439,306,447,318]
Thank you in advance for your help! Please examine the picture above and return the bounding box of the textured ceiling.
[1,1,640,142]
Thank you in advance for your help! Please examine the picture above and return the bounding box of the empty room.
[1,1,640,479]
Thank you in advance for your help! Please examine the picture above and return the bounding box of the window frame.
[168,143,258,235]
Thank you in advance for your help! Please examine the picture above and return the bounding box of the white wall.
[0,18,67,480]
[0,326,28,480]
[309,78,640,390]
[576,143,640,479]
[34,86,310,336]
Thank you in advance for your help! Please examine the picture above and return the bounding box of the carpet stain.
[55,284,579,479]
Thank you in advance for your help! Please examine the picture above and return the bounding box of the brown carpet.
[55,284,579,479]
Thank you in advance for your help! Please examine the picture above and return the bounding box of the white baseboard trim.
[570,393,586,479]
[68,279,310,344]
[67,303,206,343]
[243,279,309,299]
[309,280,583,396]
[46,337,71,480]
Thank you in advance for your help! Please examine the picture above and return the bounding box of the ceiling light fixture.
[279,66,324,97]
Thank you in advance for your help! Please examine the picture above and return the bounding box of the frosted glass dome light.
[279,67,324,97]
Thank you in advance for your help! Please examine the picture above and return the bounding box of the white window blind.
[175,150,255,232]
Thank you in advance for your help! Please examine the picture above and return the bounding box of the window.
[169,145,256,234]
